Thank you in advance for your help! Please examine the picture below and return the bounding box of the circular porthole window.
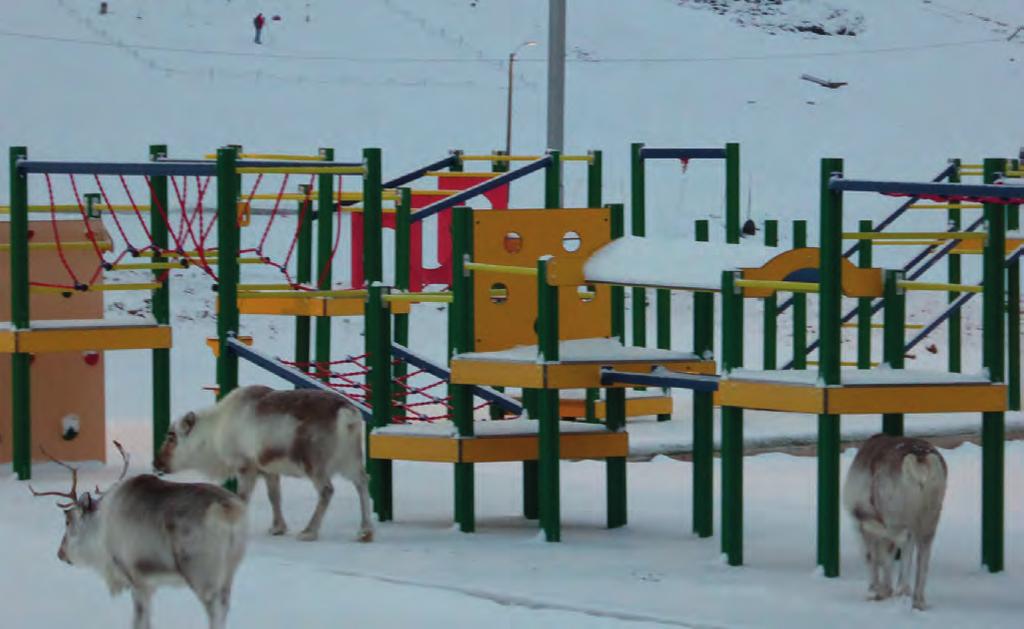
[490,282,509,304]
[562,231,581,252]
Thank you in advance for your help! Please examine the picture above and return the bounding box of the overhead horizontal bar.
[0,241,113,252]
[17,160,216,177]
[204,153,326,161]
[601,368,719,392]
[829,177,1024,201]
[459,154,592,163]
[639,147,727,160]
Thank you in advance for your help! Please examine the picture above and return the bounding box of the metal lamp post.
[506,40,538,155]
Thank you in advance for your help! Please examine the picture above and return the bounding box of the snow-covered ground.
[7,437,1023,628]
[3,0,1024,626]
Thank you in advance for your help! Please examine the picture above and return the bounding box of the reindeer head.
[153,411,200,474]
[31,443,129,567]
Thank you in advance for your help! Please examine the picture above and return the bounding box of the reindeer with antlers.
[31,443,248,629]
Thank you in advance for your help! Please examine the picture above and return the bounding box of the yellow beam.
[464,261,538,277]
[110,262,184,271]
[735,278,818,293]
[842,231,985,240]
[236,289,366,299]
[382,293,454,304]
[10,324,172,353]
[235,166,366,175]
[897,280,983,293]
[30,283,163,294]
[871,241,946,246]
[0,240,114,253]
[237,283,307,291]
[909,203,983,210]
[841,322,924,330]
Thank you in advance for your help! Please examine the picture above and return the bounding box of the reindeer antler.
[113,440,130,483]
[28,447,79,509]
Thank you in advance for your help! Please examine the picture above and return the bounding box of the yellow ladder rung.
[237,283,309,291]
[236,166,365,175]
[110,262,185,271]
[871,241,946,246]
[897,280,983,293]
[424,171,500,179]
[459,154,593,163]
[382,293,454,304]
[0,241,114,252]
[205,153,326,161]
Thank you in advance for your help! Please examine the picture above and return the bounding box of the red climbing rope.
[44,174,81,288]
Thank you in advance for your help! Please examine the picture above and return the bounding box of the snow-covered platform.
[370,419,627,463]
[719,368,1007,414]
[451,337,715,389]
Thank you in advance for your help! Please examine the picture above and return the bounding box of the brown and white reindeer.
[154,385,373,543]
[843,433,947,610]
[31,443,248,629]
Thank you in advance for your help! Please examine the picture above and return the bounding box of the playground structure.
[4,143,1020,580]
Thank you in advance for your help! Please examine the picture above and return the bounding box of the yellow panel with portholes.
[471,208,612,352]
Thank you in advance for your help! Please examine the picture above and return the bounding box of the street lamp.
[506,40,538,156]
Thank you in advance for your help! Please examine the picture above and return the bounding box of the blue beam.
[639,147,726,160]
[600,368,719,392]
[226,337,373,420]
[411,155,553,223]
[17,160,216,177]
[384,155,460,189]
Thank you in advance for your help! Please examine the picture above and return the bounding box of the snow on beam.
[829,177,1024,202]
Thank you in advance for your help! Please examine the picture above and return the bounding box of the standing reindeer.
[843,433,947,610]
[32,443,247,629]
[154,385,373,543]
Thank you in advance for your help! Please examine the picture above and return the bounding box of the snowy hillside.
[3,1,1024,627]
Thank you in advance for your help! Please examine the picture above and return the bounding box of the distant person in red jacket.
[253,13,266,44]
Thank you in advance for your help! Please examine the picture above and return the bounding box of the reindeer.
[31,443,247,629]
[154,385,373,543]
[843,433,947,610]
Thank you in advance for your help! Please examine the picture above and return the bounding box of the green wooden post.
[817,157,843,578]
[314,147,335,380]
[216,147,240,400]
[537,257,561,542]
[489,152,512,421]
[545,150,561,209]
[605,385,627,529]
[725,143,741,244]
[583,151,603,422]
[365,284,392,521]
[149,144,171,456]
[857,219,873,370]
[792,220,808,369]
[610,204,626,342]
[693,219,714,538]
[981,157,1005,573]
[630,143,646,349]
[10,147,30,480]
[294,184,314,372]
[948,161,962,373]
[1007,159,1020,410]
[451,206,476,532]
[394,188,411,415]
[762,220,778,369]
[720,270,744,565]
[882,270,906,436]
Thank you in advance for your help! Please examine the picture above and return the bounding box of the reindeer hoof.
[357,529,374,543]
[268,523,288,536]
[297,530,319,542]
[912,599,928,611]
